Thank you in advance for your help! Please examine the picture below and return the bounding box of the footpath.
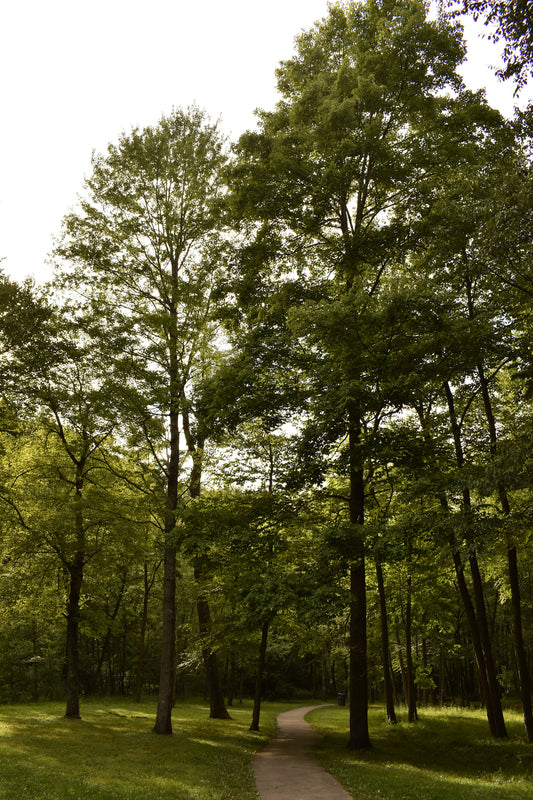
[253,705,353,800]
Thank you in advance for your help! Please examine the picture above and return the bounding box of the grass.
[0,698,289,800]
[2,699,533,799]
[307,704,533,800]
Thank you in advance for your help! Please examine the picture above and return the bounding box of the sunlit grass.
[0,698,289,800]
[308,704,533,800]
[3,699,532,799]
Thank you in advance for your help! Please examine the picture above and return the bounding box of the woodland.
[1,0,533,752]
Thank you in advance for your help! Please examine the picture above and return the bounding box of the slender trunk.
[476,363,533,742]
[93,576,126,693]
[153,543,176,733]
[468,552,507,737]
[321,648,328,701]
[439,649,445,707]
[135,561,158,702]
[194,568,231,720]
[187,422,230,721]
[135,563,150,702]
[508,545,533,742]
[443,381,507,739]
[227,652,236,707]
[405,574,418,723]
[249,619,270,731]
[375,561,396,724]
[153,406,179,734]
[347,407,370,749]
[65,464,85,719]
[395,630,408,706]
[451,549,492,711]
[65,555,83,718]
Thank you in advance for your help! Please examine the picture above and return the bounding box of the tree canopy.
[1,0,533,753]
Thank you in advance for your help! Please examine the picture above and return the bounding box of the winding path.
[253,705,352,800]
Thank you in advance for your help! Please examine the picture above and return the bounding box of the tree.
[446,1,533,87]
[230,0,467,748]
[55,106,228,733]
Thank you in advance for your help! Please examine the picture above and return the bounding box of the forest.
[1,0,533,752]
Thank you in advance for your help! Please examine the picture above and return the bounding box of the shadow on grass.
[0,699,285,800]
[308,705,533,800]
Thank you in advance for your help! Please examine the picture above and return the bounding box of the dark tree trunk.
[188,428,230,721]
[250,619,270,731]
[508,545,533,742]
[405,575,418,723]
[93,575,126,693]
[135,563,150,703]
[321,648,328,701]
[375,561,397,724]
[153,543,177,734]
[347,408,371,749]
[395,630,408,707]
[195,583,231,720]
[469,552,508,738]
[135,560,160,702]
[476,362,533,742]
[443,381,507,739]
[153,403,180,735]
[227,652,236,707]
[65,555,83,719]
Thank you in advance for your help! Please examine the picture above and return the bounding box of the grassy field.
[308,704,533,800]
[2,700,533,799]
[0,698,286,800]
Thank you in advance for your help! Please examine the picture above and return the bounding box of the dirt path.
[253,705,352,800]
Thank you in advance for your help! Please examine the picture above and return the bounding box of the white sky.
[0,0,530,285]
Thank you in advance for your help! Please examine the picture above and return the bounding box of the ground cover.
[0,698,288,800]
[308,704,533,800]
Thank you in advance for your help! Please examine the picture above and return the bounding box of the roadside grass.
[0,698,289,800]
[308,704,533,800]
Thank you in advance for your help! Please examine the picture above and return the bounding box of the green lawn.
[2,699,533,800]
[308,704,533,800]
[0,698,285,800]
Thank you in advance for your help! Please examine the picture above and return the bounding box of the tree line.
[1,0,533,747]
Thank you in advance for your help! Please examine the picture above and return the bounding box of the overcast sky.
[1,0,529,284]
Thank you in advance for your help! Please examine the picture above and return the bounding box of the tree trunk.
[65,464,85,720]
[187,427,230,721]
[321,648,328,701]
[375,561,397,724]
[347,408,370,749]
[135,563,150,703]
[65,555,83,719]
[468,552,507,737]
[153,543,177,734]
[508,545,533,742]
[405,574,418,723]
[476,362,533,742]
[250,619,270,731]
[195,583,231,720]
[443,381,507,738]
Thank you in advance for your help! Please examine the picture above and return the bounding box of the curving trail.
[253,705,352,800]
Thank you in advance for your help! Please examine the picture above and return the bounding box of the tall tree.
[230,0,467,748]
[55,107,228,734]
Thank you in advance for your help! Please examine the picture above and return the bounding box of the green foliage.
[447,0,533,87]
